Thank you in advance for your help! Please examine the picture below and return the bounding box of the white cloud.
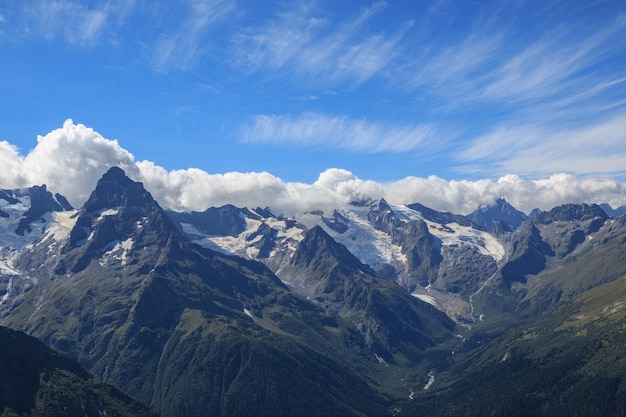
[151,0,236,71]
[457,113,626,177]
[231,1,409,86]
[475,17,626,107]
[241,112,439,153]
[135,165,384,215]
[0,120,138,206]
[385,174,626,214]
[0,141,27,186]
[397,3,626,126]
[1,121,625,216]
[4,0,234,70]
[24,1,110,46]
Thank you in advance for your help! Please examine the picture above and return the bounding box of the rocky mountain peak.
[291,225,373,274]
[534,203,608,225]
[407,202,474,227]
[62,167,177,272]
[0,185,73,237]
[168,204,249,238]
[370,198,392,213]
[82,167,154,214]
[467,198,527,230]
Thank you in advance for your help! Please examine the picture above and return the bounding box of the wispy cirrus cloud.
[231,1,411,86]
[151,0,237,71]
[240,112,444,154]
[389,2,626,178]
[3,0,625,184]
[478,17,626,108]
[7,0,112,47]
[456,113,626,177]
[2,0,237,71]
[403,5,626,116]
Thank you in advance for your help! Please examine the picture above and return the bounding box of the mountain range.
[1,167,626,416]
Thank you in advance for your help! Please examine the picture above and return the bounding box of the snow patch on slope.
[97,208,119,220]
[390,203,505,261]
[413,293,439,307]
[100,238,134,266]
[426,221,505,261]
[186,216,263,254]
[0,260,21,277]
[298,206,407,269]
[0,195,37,249]
[42,211,78,242]
[188,214,305,259]
[0,196,78,251]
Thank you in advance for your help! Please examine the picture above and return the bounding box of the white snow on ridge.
[298,207,407,269]
[389,203,505,262]
[190,217,263,255]
[0,195,35,249]
[180,202,504,276]
[268,217,304,257]
[388,203,425,223]
[0,194,30,214]
[298,202,504,271]
[0,196,77,251]
[426,221,505,261]
[189,214,306,259]
[1,193,77,252]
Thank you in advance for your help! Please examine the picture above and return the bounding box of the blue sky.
[1,0,626,214]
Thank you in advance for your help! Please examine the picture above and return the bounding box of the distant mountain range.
[2,167,626,417]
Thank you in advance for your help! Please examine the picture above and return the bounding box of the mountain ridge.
[2,167,625,416]
[0,168,408,416]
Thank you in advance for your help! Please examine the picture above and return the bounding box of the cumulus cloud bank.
[1,120,625,215]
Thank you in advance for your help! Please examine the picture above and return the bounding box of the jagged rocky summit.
[2,166,626,417]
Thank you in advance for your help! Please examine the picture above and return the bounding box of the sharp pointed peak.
[82,166,153,213]
[102,166,128,179]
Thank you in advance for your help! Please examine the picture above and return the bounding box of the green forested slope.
[0,326,154,417]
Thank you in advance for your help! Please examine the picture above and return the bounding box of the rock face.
[1,168,410,417]
[0,185,73,245]
[285,225,455,363]
[467,198,528,231]
[402,211,626,417]
[600,203,626,217]
[3,166,626,417]
[495,203,609,290]
[532,203,608,258]
[168,197,507,320]
[407,202,475,227]
[55,167,175,274]
[500,224,554,288]
[168,204,253,237]
[435,244,497,295]
[368,200,443,290]
[1,185,75,317]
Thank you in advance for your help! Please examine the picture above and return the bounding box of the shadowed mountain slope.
[0,326,154,417]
